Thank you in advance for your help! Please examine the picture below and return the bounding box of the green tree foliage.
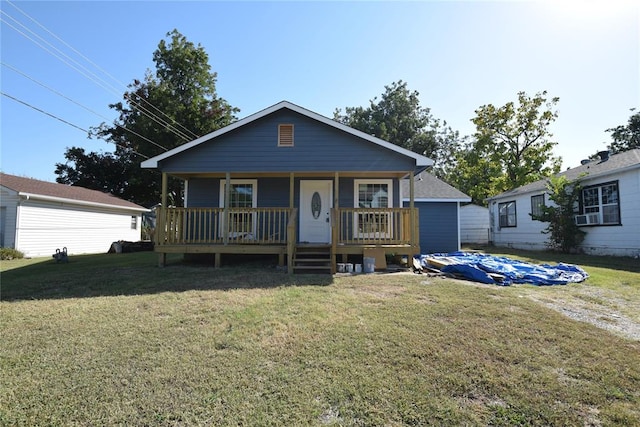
[606,108,640,154]
[535,175,586,253]
[333,80,463,177]
[446,91,562,205]
[56,29,239,207]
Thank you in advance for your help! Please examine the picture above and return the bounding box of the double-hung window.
[580,181,620,225]
[498,201,517,228]
[219,180,257,237]
[354,179,392,238]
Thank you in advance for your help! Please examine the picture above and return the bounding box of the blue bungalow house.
[141,101,433,273]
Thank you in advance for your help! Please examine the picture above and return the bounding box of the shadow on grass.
[464,244,640,274]
[0,252,334,302]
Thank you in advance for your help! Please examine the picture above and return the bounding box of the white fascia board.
[403,197,472,203]
[19,192,149,213]
[141,101,435,169]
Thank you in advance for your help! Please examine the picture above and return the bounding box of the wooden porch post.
[332,172,340,273]
[223,173,230,246]
[409,171,416,251]
[289,172,295,209]
[158,172,168,267]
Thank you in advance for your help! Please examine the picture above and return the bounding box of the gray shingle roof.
[0,173,148,211]
[487,149,640,200]
[401,172,471,201]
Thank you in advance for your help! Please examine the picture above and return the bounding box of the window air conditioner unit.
[575,213,600,225]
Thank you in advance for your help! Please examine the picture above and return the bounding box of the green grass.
[1,251,639,426]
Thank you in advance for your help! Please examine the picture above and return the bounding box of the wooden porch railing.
[155,207,418,248]
[333,208,418,246]
[155,207,294,246]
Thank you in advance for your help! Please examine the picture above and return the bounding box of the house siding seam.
[158,110,415,173]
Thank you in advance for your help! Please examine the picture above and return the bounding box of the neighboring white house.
[0,173,148,257]
[400,172,471,253]
[460,204,490,245]
[486,149,640,257]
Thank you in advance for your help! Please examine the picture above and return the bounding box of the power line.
[1,91,149,159]
[2,91,89,133]
[2,62,169,152]
[6,0,200,140]
[2,4,197,143]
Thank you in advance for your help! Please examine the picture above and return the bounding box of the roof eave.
[19,192,149,212]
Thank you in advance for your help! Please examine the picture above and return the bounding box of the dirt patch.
[526,292,640,341]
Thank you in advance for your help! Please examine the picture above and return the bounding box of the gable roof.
[0,173,148,212]
[487,148,640,201]
[141,100,434,169]
[401,172,471,202]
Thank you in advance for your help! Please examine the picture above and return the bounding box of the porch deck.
[154,207,419,273]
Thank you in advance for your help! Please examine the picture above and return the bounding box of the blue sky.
[1,0,638,183]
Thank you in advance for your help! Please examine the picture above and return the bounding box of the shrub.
[0,248,25,260]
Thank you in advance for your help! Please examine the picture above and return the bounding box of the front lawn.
[1,251,639,425]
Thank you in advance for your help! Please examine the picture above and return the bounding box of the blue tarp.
[417,252,588,286]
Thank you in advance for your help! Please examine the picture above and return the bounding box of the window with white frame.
[580,181,620,225]
[498,201,517,228]
[531,194,545,220]
[354,179,392,237]
[219,180,258,236]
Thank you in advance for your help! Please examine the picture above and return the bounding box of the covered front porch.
[154,172,420,274]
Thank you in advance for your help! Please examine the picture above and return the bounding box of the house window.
[219,180,258,236]
[579,181,620,226]
[498,201,517,228]
[130,216,138,230]
[531,194,545,220]
[278,124,294,147]
[354,179,392,237]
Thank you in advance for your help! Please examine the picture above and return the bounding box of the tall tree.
[333,80,462,177]
[606,108,640,154]
[56,29,239,207]
[446,91,561,205]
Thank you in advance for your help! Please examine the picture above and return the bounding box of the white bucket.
[337,263,346,273]
[345,263,353,273]
[363,257,375,273]
[355,264,362,273]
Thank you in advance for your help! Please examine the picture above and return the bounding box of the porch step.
[293,245,332,274]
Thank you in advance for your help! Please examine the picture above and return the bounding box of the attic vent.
[278,124,294,147]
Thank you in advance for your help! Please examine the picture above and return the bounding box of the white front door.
[300,180,332,243]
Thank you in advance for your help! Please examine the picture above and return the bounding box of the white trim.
[457,201,461,250]
[404,197,472,203]
[16,192,149,213]
[218,179,258,208]
[141,101,434,169]
[354,179,393,239]
[219,179,258,237]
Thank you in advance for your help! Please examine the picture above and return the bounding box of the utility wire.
[2,6,196,142]
[2,62,169,152]
[1,13,191,143]
[6,0,199,140]
[1,91,149,159]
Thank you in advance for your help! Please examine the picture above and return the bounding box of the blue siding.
[159,109,415,173]
[188,177,402,208]
[404,201,459,254]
